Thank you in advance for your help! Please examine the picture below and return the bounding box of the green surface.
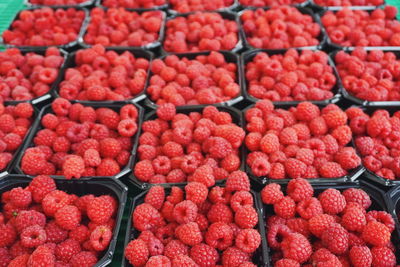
[0,0,24,50]
[386,0,400,19]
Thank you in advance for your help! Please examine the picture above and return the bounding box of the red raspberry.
[166,186,184,204]
[321,223,349,254]
[125,239,149,266]
[275,259,300,267]
[42,190,70,217]
[55,205,81,230]
[0,223,16,247]
[261,183,284,205]
[96,158,121,176]
[172,255,197,266]
[318,188,346,215]
[192,165,215,187]
[225,171,250,192]
[260,133,280,154]
[222,247,250,267]
[62,155,84,179]
[69,225,89,243]
[134,160,155,182]
[295,148,314,166]
[284,158,307,179]
[341,205,366,232]
[296,197,323,220]
[311,248,341,266]
[45,221,68,244]
[87,196,114,224]
[281,233,312,263]
[190,243,219,267]
[349,246,372,267]
[83,149,101,167]
[319,162,347,178]
[205,222,234,251]
[9,187,31,208]
[175,222,203,246]
[133,203,163,232]
[157,103,176,121]
[207,203,233,224]
[274,196,296,219]
[185,182,208,205]
[335,147,361,170]
[355,136,374,156]
[287,178,313,202]
[70,251,98,267]
[295,102,320,121]
[230,191,253,212]
[173,200,198,224]
[27,245,55,267]
[15,210,46,233]
[90,225,112,251]
[55,239,81,263]
[236,229,261,253]
[308,214,335,238]
[235,205,258,229]
[164,239,189,260]
[362,221,391,247]
[144,186,165,210]
[20,225,47,248]
[371,246,396,267]
[0,114,16,133]
[99,138,121,159]
[342,188,371,210]
[366,211,395,232]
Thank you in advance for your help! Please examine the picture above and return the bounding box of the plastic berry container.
[386,184,400,244]
[0,174,128,266]
[122,185,268,267]
[79,7,166,51]
[144,51,244,109]
[243,103,366,186]
[0,104,39,179]
[12,102,143,180]
[262,179,400,266]
[162,11,244,54]
[330,50,400,107]
[129,105,245,189]
[1,6,89,51]
[238,6,328,51]
[310,0,384,12]
[54,47,153,104]
[167,0,240,16]
[238,0,310,9]
[25,0,96,8]
[240,48,342,107]
[1,48,68,106]
[319,8,400,52]
[96,0,169,11]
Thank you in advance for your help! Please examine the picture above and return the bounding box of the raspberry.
[236,229,261,253]
[355,136,374,156]
[349,246,372,267]
[284,158,307,179]
[318,188,346,215]
[21,148,46,175]
[274,196,296,219]
[235,205,258,229]
[42,190,70,217]
[205,222,234,250]
[192,165,215,187]
[9,187,31,208]
[366,211,395,232]
[185,182,208,205]
[189,243,219,267]
[287,178,313,202]
[260,133,280,154]
[0,223,16,247]
[362,221,391,247]
[321,222,349,254]
[295,148,314,166]
[214,125,245,149]
[15,210,46,233]
[20,225,47,248]
[45,221,68,244]
[157,103,176,121]
[175,222,203,246]
[371,246,396,267]
[230,191,253,212]
[90,225,112,251]
[222,246,250,267]
[134,160,155,182]
[173,200,198,224]
[295,102,320,121]
[261,183,284,205]
[27,245,55,267]
[311,248,341,266]
[319,162,347,178]
[96,158,121,176]
[99,138,121,159]
[296,197,323,220]
[342,188,371,210]
[167,186,184,204]
[55,205,81,230]
[341,205,367,232]
[281,233,312,263]
[62,155,84,179]
[133,203,163,232]
[225,171,250,192]
[275,259,300,267]
[335,147,361,170]
[70,251,98,267]
[83,149,101,167]
[144,186,165,210]
[164,239,189,260]
[308,214,335,238]
[87,196,114,224]
[171,255,197,266]
[207,203,233,224]
[55,239,81,263]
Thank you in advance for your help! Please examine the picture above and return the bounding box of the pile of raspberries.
[314,0,383,6]
[58,45,149,101]
[335,48,400,102]
[163,12,239,53]
[147,52,240,106]
[0,47,64,102]
[83,8,163,48]
[321,6,400,47]
[239,0,307,7]
[349,107,400,180]
[245,100,361,179]
[134,104,244,184]
[0,175,118,266]
[245,49,336,102]
[20,98,139,178]
[125,171,261,266]
[241,6,321,49]
[100,0,167,8]
[28,0,91,5]
[0,103,34,171]
[2,7,85,47]
[262,178,397,266]
[169,0,235,13]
